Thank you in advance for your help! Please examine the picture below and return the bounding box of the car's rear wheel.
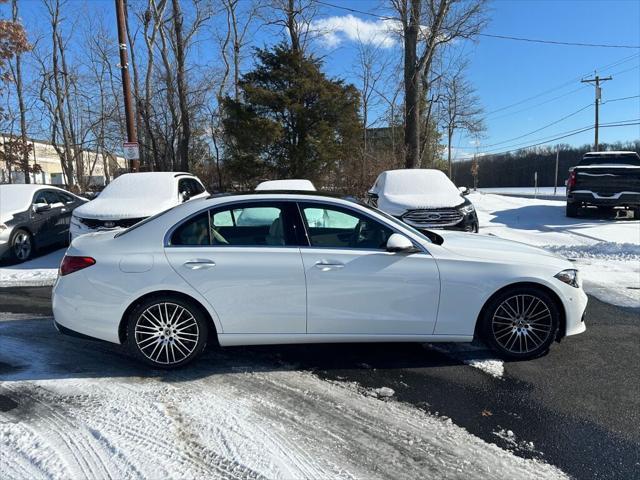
[11,229,33,262]
[126,296,209,368]
[481,287,560,360]
[565,202,580,218]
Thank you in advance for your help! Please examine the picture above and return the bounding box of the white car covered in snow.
[256,179,316,191]
[368,169,479,232]
[70,172,208,239]
[53,191,587,368]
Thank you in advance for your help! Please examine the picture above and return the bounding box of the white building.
[1,135,127,186]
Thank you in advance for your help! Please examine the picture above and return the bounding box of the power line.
[478,33,640,49]
[313,0,640,48]
[476,120,639,156]
[460,104,593,149]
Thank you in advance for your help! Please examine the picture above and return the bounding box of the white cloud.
[311,14,400,48]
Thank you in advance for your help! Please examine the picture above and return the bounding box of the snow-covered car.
[70,172,208,239]
[256,179,316,191]
[53,192,587,368]
[368,169,479,232]
[0,184,86,262]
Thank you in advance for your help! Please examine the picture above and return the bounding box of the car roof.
[255,179,316,191]
[207,190,356,201]
[0,183,64,193]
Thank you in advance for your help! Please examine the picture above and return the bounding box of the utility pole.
[553,145,560,196]
[115,0,139,172]
[581,74,612,152]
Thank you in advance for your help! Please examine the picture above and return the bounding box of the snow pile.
[426,343,504,379]
[256,179,316,191]
[470,192,640,308]
[0,318,568,480]
[0,248,64,287]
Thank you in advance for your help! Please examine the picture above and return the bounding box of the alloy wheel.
[134,302,200,365]
[13,231,32,261]
[491,294,553,354]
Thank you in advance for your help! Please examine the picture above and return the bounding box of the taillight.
[566,170,577,191]
[60,255,95,276]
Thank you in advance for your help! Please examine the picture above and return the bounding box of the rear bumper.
[567,191,640,207]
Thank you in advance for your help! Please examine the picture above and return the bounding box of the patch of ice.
[372,386,395,398]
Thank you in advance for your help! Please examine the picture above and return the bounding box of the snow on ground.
[0,248,64,287]
[470,192,640,308]
[0,315,568,480]
[426,343,504,379]
[479,187,566,197]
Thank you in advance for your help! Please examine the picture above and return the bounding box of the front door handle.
[314,260,344,271]
[183,259,216,270]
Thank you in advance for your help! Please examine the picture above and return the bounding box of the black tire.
[10,228,34,262]
[565,202,580,218]
[481,286,560,360]
[126,296,209,369]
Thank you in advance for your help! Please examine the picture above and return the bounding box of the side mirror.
[458,186,470,196]
[386,233,417,253]
[33,203,51,213]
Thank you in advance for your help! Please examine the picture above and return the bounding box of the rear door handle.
[183,259,216,270]
[314,260,344,271]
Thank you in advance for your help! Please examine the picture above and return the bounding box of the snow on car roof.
[256,179,316,191]
[98,172,186,199]
[0,184,63,223]
[583,151,638,156]
[373,169,459,196]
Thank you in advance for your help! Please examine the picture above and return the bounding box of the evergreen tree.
[222,44,362,188]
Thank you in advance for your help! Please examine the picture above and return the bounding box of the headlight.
[459,204,475,215]
[0,223,6,232]
[555,269,580,288]
[70,215,81,227]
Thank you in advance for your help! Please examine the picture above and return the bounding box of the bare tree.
[441,61,484,179]
[391,0,486,168]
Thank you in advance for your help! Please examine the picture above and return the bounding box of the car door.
[45,190,74,241]
[164,201,307,334]
[298,201,440,335]
[30,190,56,247]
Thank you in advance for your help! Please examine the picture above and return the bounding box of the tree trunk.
[403,0,421,169]
[12,0,30,183]
[172,0,190,172]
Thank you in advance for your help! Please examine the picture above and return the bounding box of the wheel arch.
[473,281,566,342]
[118,290,219,345]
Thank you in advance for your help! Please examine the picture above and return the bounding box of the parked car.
[0,184,86,262]
[256,179,316,191]
[70,172,208,239]
[566,151,640,218]
[367,169,479,232]
[53,191,587,368]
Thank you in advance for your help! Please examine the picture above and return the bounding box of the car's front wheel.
[126,296,209,368]
[481,287,560,360]
[11,229,33,262]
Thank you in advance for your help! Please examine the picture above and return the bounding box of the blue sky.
[8,0,640,160]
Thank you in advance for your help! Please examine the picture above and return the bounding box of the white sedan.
[53,192,587,368]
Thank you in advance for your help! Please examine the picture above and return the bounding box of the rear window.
[579,153,640,166]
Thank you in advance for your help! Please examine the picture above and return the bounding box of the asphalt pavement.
[0,286,638,479]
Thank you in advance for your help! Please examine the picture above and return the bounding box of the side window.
[190,179,205,195]
[33,191,48,205]
[43,191,65,206]
[210,204,287,246]
[300,204,393,250]
[171,212,210,246]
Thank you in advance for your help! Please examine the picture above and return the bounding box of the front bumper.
[559,282,588,338]
[567,191,640,207]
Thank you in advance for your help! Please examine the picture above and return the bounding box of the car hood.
[73,197,177,220]
[378,193,465,216]
[437,231,571,269]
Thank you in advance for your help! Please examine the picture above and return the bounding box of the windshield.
[382,170,459,196]
[579,153,640,166]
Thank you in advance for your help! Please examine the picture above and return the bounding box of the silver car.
[0,184,86,262]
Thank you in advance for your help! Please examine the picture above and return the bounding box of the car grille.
[401,208,463,227]
[79,217,145,229]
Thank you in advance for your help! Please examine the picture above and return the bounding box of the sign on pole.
[123,141,139,161]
